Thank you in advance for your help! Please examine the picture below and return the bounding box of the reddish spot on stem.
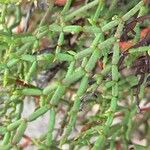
[16,25,23,33]
[141,106,150,112]
[115,111,124,117]
[20,135,32,148]
[115,141,122,150]
[54,0,67,6]
[119,40,134,51]
[16,79,30,87]
[140,26,150,38]
[119,26,150,51]
[97,60,103,70]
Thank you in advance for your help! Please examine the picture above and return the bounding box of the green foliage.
[0,0,150,150]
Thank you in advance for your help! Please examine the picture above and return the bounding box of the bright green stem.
[0,4,7,24]
[65,0,99,21]
[61,0,73,15]
[60,75,89,145]
[46,108,55,147]
[122,1,144,21]
[92,20,124,149]
[93,0,104,22]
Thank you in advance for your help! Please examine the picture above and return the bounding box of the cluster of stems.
[0,0,150,149]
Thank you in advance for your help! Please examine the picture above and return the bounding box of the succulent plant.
[0,0,149,149]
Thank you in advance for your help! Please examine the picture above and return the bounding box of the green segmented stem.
[7,58,19,68]
[56,53,74,62]
[3,68,9,87]
[75,48,92,60]
[21,88,42,96]
[92,21,124,150]
[37,53,54,62]
[21,54,36,62]
[122,1,144,21]
[112,43,120,65]
[65,0,99,21]
[16,42,32,55]
[61,0,73,15]
[0,4,7,24]
[43,83,58,95]
[25,61,37,83]
[60,29,115,144]
[75,37,115,60]
[93,0,104,22]
[63,68,85,86]
[50,85,66,105]
[129,46,150,53]
[77,75,89,96]
[2,132,10,145]
[7,119,22,131]
[27,106,49,122]
[65,61,75,77]
[46,108,55,147]
[39,96,46,107]
[85,48,100,72]
[49,24,62,32]
[125,108,136,140]
[15,102,23,120]
[102,20,120,32]
[12,119,27,144]
[83,26,101,33]
[0,144,11,150]
[60,75,89,145]
[98,37,116,49]
[20,36,37,43]
[63,25,83,33]
[0,127,7,135]
[56,32,64,54]
[0,1,148,149]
